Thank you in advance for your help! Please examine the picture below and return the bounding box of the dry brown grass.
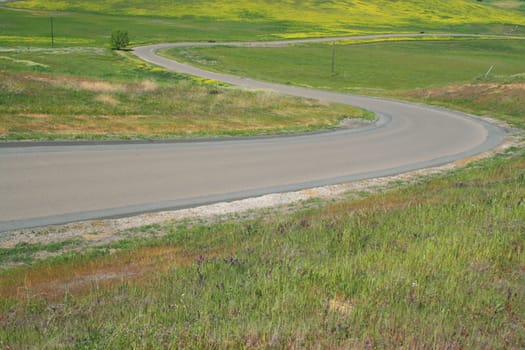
[2,247,188,300]
[1,112,346,138]
[28,74,124,92]
[0,244,238,301]
[492,1,522,9]
[94,94,120,105]
[138,80,158,92]
[406,81,525,129]
[328,296,355,316]
[16,72,160,93]
[412,82,525,100]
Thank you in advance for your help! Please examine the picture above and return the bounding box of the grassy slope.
[0,0,524,140]
[1,149,524,348]
[0,67,365,141]
[0,7,302,47]
[6,0,525,38]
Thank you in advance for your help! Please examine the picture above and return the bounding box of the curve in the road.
[0,34,506,232]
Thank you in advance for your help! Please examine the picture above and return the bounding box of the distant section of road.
[0,34,506,232]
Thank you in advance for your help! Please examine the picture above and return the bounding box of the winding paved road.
[0,34,506,232]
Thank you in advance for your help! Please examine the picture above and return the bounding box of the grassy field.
[164,38,525,129]
[0,6,306,48]
[165,39,525,91]
[0,66,366,141]
[5,0,525,40]
[0,34,369,140]
[1,147,524,348]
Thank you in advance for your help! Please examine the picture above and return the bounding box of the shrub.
[110,30,129,50]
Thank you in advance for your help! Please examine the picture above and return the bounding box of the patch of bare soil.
[492,1,521,9]
[94,94,120,105]
[20,72,159,93]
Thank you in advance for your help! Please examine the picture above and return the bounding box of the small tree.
[110,30,129,50]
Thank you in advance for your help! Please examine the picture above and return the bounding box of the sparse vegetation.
[0,240,80,265]
[485,0,525,11]
[407,80,525,129]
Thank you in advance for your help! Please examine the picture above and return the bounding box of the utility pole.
[50,17,54,48]
[331,41,335,74]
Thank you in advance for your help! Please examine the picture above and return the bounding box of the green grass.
[0,7,306,48]
[164,38,525,129]
[0,70,366,141]
[0,47,369,141]
[1,148,524,348]
[1,2,524,139]
[0,240,80,265]
[5,0,525,40]
[165,39,525,92]
[1,0,524,50]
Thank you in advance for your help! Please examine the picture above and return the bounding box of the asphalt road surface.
[0,34,505,232]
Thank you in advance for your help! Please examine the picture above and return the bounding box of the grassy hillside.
[0,7,299,47]
[6,0,525,39]
[1,148,524,348]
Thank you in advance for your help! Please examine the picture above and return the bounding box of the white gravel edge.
[0,117,522,250]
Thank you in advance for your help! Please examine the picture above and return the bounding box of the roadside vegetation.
[0,67,364,141]
[1,147,524,348]
[1,0,525,348]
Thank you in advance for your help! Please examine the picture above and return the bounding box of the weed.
[0,240,79,265]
